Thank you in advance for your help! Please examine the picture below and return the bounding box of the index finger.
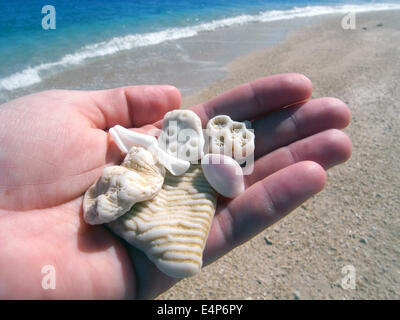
[192,73,312,125]
[153,73,312,128]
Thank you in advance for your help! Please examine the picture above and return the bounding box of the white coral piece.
[158,110,205,163]
[108,164,217,278]
[205,115,255,164]
[83,147,165,225]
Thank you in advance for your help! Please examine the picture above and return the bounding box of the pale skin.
[0,74,352,299]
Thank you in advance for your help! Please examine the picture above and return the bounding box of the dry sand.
[158,10,400,299]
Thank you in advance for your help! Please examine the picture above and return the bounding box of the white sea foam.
[0,67,42,91]
[1,3,400,91]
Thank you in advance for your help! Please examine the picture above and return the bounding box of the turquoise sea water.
[1,0,399,91]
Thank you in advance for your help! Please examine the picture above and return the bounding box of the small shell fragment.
[83,147,165,225]
[158,110,205,163]
[205,115,255,164]
[108,164,217,278]
[201,153,245,198]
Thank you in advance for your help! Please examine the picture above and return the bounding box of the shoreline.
[3,2,400,103]
[0,14,322,104]
[181,9,398,107]
[159,9,400,299]
[2,4,399,104]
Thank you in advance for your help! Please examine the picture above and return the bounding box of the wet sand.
[158,10,400,299]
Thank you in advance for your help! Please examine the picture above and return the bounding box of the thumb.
[78,85,181,130]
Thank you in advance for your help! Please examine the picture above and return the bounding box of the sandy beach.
[157,10,400,299]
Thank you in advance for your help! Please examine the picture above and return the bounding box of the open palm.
[0,74,351,299]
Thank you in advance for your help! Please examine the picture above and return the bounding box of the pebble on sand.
[264,237,273,245]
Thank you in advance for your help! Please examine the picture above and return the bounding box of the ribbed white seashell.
[158,110,205,163]
[108,164,217,278]
[201,153,245,198]
[109,125,190,176]
[205,115,255,164]
[83,147,165,225]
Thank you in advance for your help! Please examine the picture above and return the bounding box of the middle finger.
[253,97,350,159]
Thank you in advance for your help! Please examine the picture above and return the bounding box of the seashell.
[201,153,245,198]
[158,110,205,163]
[108,164,217,278]
[205,115,255,164]
[109,125,158,153]
[109,125,190,176]
[83,147,166,225]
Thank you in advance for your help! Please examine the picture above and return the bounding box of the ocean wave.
[1,2,400,91]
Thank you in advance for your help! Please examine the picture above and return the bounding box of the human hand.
[0,74,351,299]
